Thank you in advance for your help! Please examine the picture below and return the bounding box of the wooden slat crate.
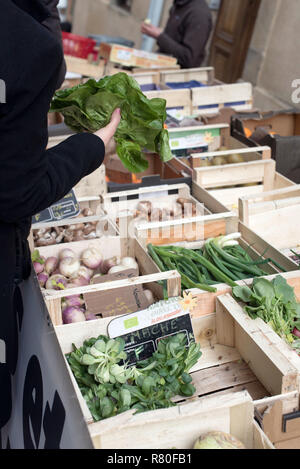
[193,158,295,214]
[136,218,297,276]
[65,55,105,79]
[101,182,233,244]
[160,66,217,86]
[144,88,192,116]
[39,236,159,326]
[239,185,300,268]
[191,82,253,115]
[55,286,300,448]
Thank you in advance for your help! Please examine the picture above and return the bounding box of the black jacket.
[157,0,213,69]
[0,0,105,224]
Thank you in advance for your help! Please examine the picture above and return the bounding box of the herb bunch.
[67,333,202,422]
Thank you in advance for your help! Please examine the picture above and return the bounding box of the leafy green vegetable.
[67,332,201,422]
[50,72,173,173]
[233,275,300,347]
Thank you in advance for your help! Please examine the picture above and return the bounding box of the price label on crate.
[108,294,197,365]
[32,190,80,225]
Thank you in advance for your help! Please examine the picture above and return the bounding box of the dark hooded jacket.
[157,0,213,69]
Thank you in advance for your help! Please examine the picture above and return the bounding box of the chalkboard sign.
[108,297,195,366]
[32,190,80,225]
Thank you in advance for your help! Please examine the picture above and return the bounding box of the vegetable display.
[50,72,173,173]
[31,248,142,324]
[33,208,106,246]
[148,233,285,292]
[233,275,300,354]
[67,333,202,422]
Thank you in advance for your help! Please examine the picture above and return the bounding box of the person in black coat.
[141,0,213,69]
[0,0,121,431]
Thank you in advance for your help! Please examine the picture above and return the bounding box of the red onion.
[33,262,44,275]
[100,256,120,275]
[59,257,81,278]
[293,327,300,339]
[44,257,59,275]
[62,307,86,324]
[81,247,102,269]
[46,274,68,291]
[38,273,49,288]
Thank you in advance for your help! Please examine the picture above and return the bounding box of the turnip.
[108,265,130,275]
[72,276,90,287]
[77,265,93,282]
[120,257,139,271]
[62,307,86,324]
[62,295,84,311]
[46,274,68,291]
[44,257,58,275]
[85,311,98,321]
[38,273,49,288]
[81,247,102,269]
[59,248,76,260]
[59,257,81,278]
[143,289,154,304]
[33,262,44,275]
[100,256,120,275]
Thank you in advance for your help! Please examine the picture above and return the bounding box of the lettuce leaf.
[50,72,173,173]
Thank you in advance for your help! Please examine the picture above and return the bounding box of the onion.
[120,257,139,271]
[62,307,86,324]
[37,273,49,288]
[81,247,102,269]
[100,256,120,275]
[62,295,84,311]
[46,274,68,291]
[143,289,154,304]
[33,262,44,275]
[44,257,59,275]
[85,311,98,321]
[293,327,300,339]
[59,248,76,260]
[59,257,81,278]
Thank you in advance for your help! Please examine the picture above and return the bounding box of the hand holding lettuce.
[50,72,173,173]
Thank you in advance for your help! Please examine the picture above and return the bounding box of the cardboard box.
[231,110,300,183]
[99,42,178,69]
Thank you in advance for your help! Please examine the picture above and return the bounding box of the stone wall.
[242,0,300,111]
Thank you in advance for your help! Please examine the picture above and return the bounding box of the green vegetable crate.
[53,271,277,449]
[239,185,300,269]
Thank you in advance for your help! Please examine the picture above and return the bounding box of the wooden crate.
[30,196,114,249]
[40,236,160,326]
[239,185,300,268]
[193,158,295,213]
[144,88,192,116]
[65,55,105,79]
[101,182,233,244]
[137,218,297,276]
[89,392,274,450]
[160,66,217,86]
[55,288,300,448]
[191,82,253,116]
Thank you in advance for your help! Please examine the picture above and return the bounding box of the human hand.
[141,22,163,39]
[94,108,121,147]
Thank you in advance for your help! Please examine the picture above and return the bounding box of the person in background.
[0,0,120,431]
[141,0,213,69]
[57,0,74,32]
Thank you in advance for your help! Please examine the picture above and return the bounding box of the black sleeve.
[157,13,212,68]
[42,0,67,89]
[0,0,105,224]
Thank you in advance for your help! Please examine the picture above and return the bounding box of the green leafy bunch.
[233,275,300,346]
[66,333,202,422]
[50,72,173,173]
